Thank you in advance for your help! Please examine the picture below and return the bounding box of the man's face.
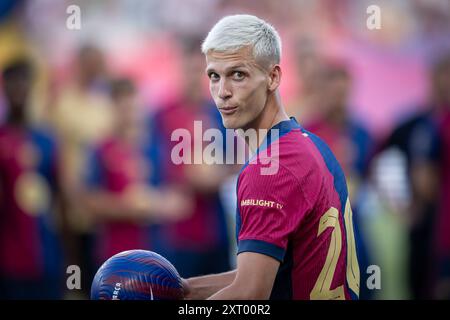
[206,47,271,129]
[114,94,142,131]
[4,71,32,109]
[78,47,105,83]
[322,72,350,112]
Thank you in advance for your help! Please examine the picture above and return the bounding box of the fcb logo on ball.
[91,250,184,300]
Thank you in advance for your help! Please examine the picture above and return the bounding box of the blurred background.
[0,0,450,300]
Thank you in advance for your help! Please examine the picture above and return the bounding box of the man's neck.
[243,93,289,153]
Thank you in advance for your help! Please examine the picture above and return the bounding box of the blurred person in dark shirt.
[380,54,450,299]
[0,59,65,299]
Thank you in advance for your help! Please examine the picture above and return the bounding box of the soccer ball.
[90,249,184,300]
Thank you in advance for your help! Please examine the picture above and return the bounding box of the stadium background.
[0,0,449,300]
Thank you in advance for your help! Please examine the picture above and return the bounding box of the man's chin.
[221,116,240,130]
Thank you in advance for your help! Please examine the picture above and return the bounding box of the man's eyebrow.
[205,67,215,74]
[205,64,248,74]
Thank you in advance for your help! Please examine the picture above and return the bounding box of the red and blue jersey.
[236,118,360,300]
[0,125,62,280]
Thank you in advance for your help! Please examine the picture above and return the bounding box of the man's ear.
[268,65,281,92]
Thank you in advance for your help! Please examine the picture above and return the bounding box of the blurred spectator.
[0,59,64,299]
[379,54,450,299]
[52,45,113,207]
[82,78,192,267]
[304,61,375,299]
[306,61,374,187]
[287,38,325,124]
[50,45,114,297]
[150,39,232,278]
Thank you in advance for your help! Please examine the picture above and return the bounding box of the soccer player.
[182,14,360,300]
[0,59,64,299]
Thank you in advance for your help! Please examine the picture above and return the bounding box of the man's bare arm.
[183,270,237,300]
[208,252,280,300]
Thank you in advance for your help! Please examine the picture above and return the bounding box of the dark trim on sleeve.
[237,239,286,262]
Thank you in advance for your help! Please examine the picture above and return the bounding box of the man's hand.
[181,278,192,299]
[181,270,237,300]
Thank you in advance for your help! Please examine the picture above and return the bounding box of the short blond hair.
[201,14,282,65]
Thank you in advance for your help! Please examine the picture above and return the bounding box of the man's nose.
[218,79,232,100]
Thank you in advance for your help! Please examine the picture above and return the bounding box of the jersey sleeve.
[236,161,312,262]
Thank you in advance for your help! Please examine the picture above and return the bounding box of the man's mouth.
[219,106,238,115]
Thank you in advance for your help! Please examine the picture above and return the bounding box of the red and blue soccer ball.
[91,249,184,300]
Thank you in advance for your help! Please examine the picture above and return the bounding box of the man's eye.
[209,73,219,81]
[232,71,245,80]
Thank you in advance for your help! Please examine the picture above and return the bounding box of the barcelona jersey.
[0,125,62,280]
[85,137,154,263]
[236,118,360,300]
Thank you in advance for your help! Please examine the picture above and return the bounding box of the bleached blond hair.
[201,14,282,65]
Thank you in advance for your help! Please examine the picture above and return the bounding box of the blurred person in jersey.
[380,54,450,299]
[51,45,113,232]
[182,15,361,300]
[52,45,113,198]
[150,38,233,278]
[0,59,64,299]
[82,78,192,266]
[287,38,325,125]
[304,61,374,299]
[306,61,374,186]
[51,45,113,296]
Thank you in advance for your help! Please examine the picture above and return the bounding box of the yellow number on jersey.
[309,199,360,300]
[310,207,345,300]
